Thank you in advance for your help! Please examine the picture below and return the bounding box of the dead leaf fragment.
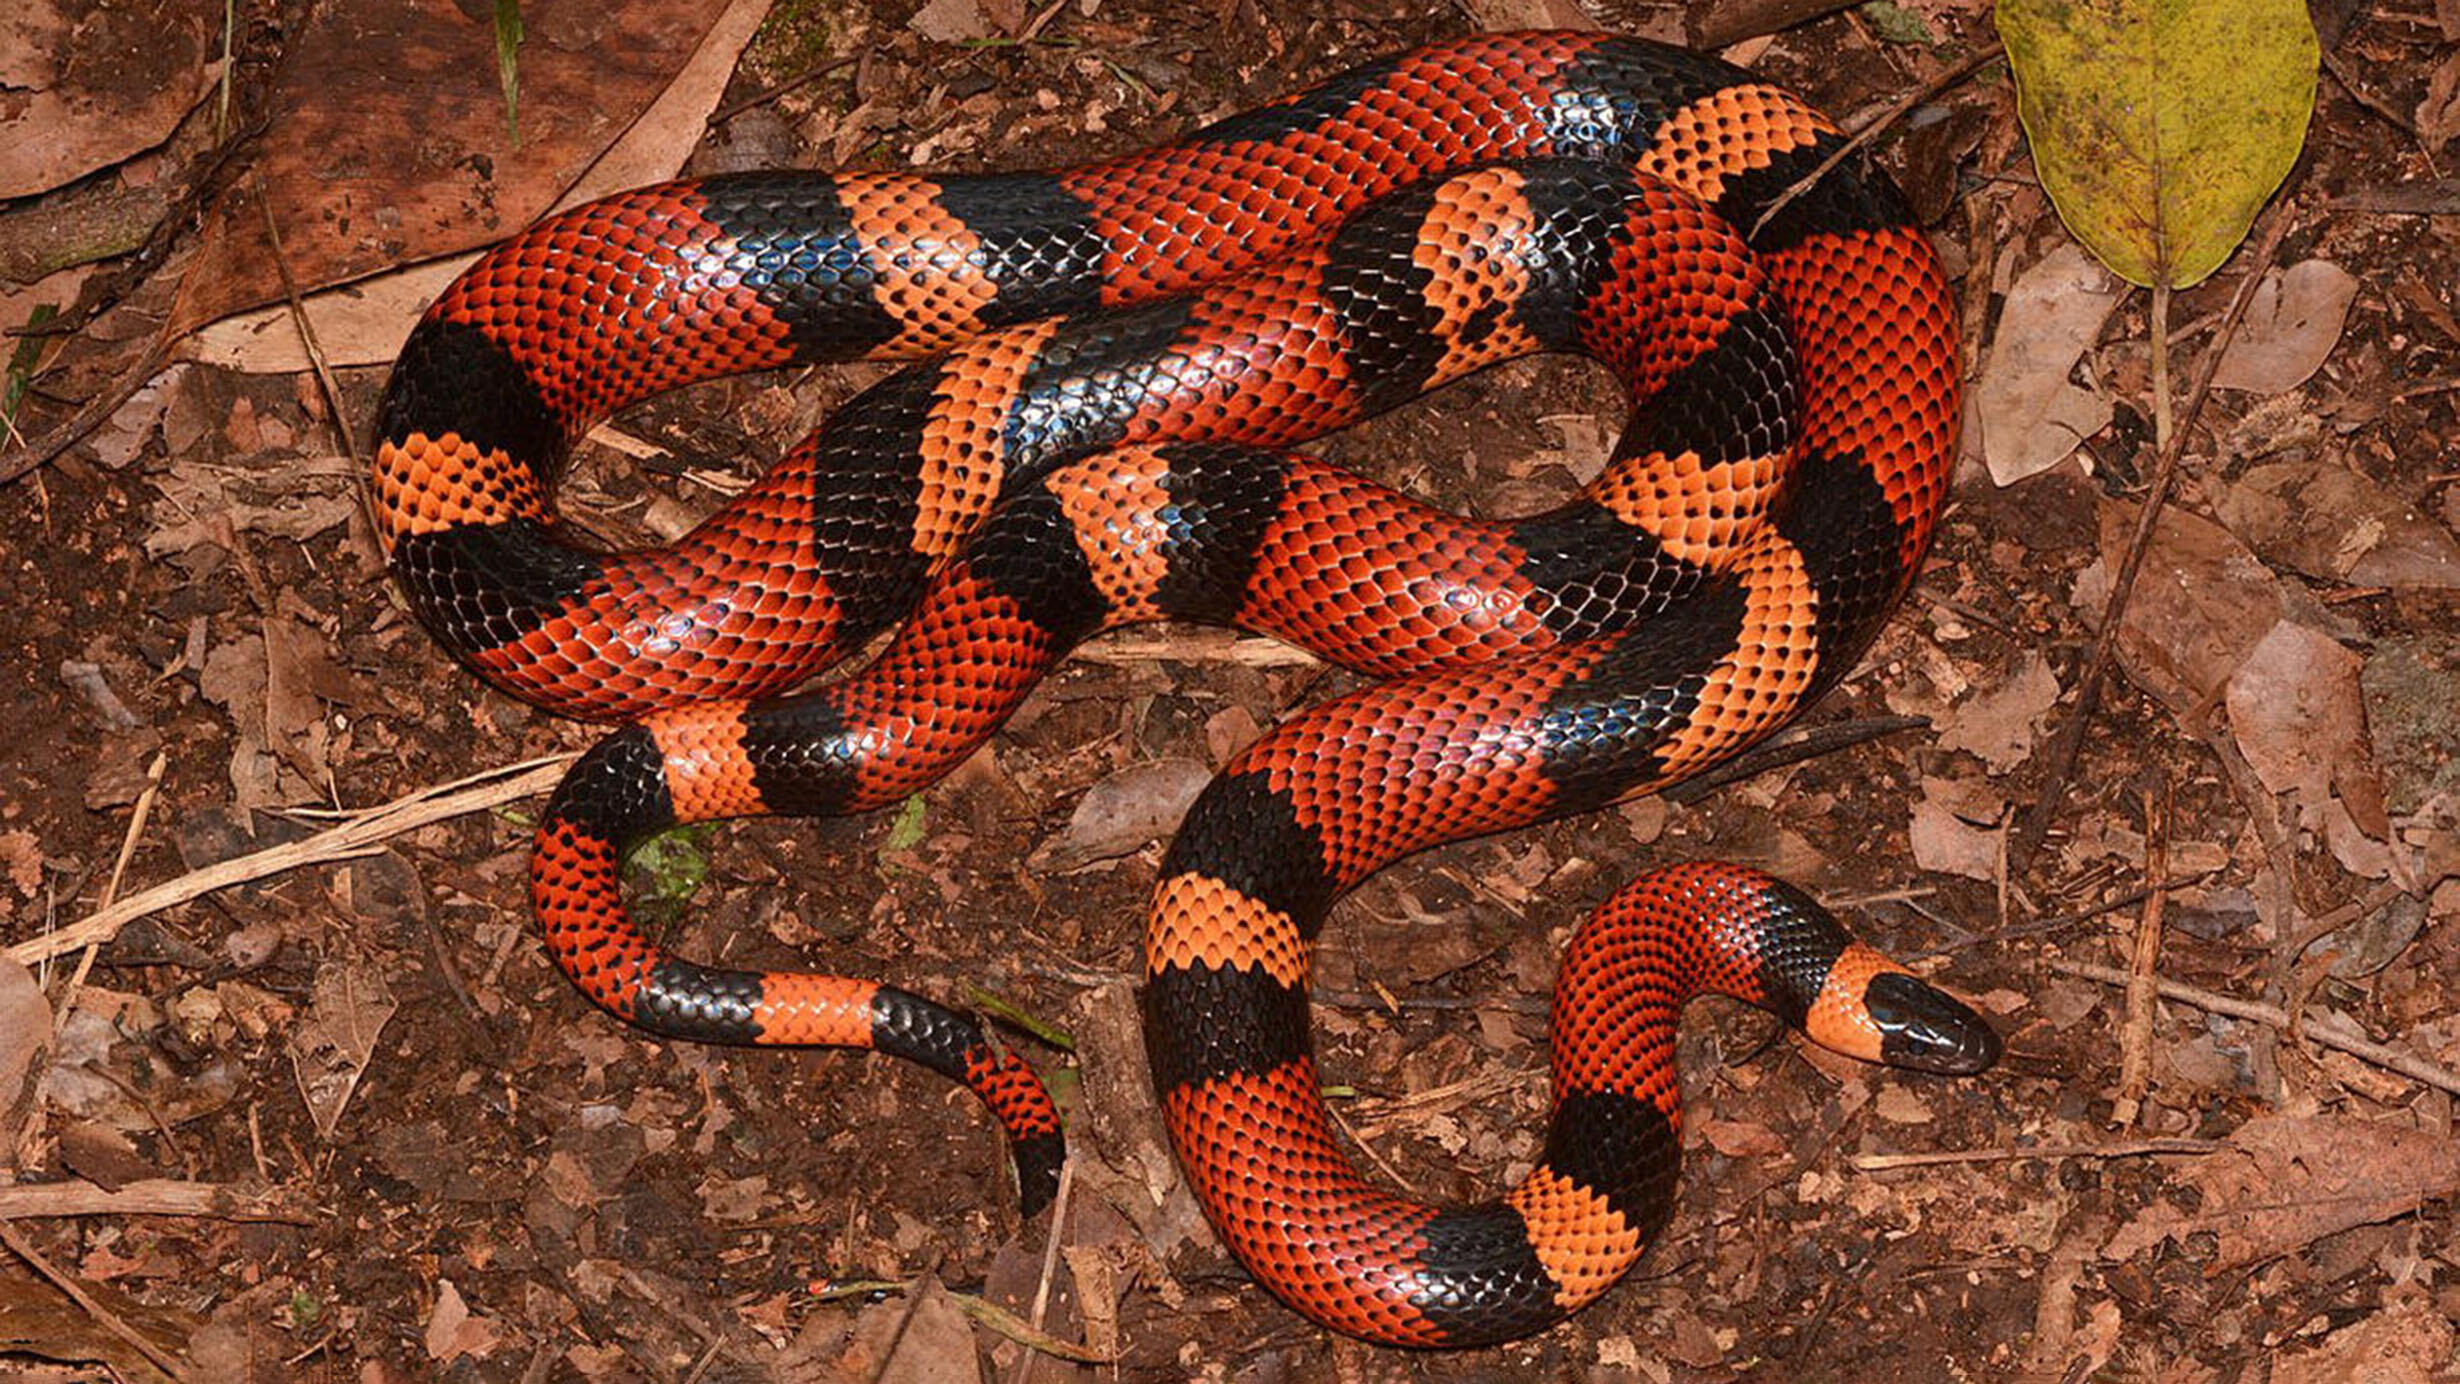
[2209,260,2359,394]
[2079,500,2292,714]
[1977,244,2123,485]
[2270,1300,2455,1384]
[2101,1114,2460,1269]
[170,0,742,338]
[2216,460,2460,592]
[910,0,989,42]
[424,1279,502,1363]
[0,832,41,899]
[0,959,52,1172]
[1031,759,1214,873]
[0,0,217,199]
[288,961,398,1139]
[875,1278,984,1384]
[1909,775,2007,882]
[2223,621,2379,826]
[1937,653,2062,773]
[2416,50,2460,159]
[1697,1117,1786,1158]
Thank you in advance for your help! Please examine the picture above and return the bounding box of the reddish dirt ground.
[2,0,2456,1381]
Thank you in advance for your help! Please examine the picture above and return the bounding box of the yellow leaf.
[1997,0,2318,288]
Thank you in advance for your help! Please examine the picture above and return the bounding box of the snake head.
[1865,972,2002,1075]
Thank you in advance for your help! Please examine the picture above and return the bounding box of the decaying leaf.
[1909,774,2007,882]
[2216,460,2460,593]
[2270,1300,2455,1384]
[1937,652,2063,773]
[0,958,51,1172]
[0,0,217,200]
[2209,260,2360,394]
[168,0,745,338]
[1976,244,2123,485]
[424,1279,503,1364]
[2077,501,2293,714]
[2223,620,2382,828]
[2101,1114,2460,1269]
[1030,758,1214,873]
[288,960,398,1139]
[1998,0,2319,287]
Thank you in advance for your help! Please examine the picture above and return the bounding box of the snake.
[371,30,2000,1348]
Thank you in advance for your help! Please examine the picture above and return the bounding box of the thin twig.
[2008,196,2302,870]
[2111,785,2168,1127]
[63,749,169,1014]
[1013,1154,1075,1384]
[0,337,174,486]
[0,1220,192,1380]
[1691,0,1860,47]
[1749,42,2007,243]
[1920,870,2216,956]
[0,1178,307,1223]
[826,1279,1114,1365]
[707,53,859,127]
[6,754,574,967]
[253,179,359,462]
[2050,959,2460,1098]
[1852,1138,2220,1171]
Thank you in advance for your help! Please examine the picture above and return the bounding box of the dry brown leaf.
[2222,621,2367,806]
[0,0,217,199]
[1698,1117,1786,1158]
[0,1271,197,1383]
[2270,1299,2454,1384]
[2416,50,2460,159]
[424,1279,502,1363]
[699,1173,770,1223]
[145,459,357,559]
[288,960,398,1139]
[1457,0,1603,35]
[876,1279,985,1384]
[2216,459,2460,592]
[168,0,737,338]
[2101,1114,2460,1270]
[188,0,772,371]
[0,832,40,900]
[1030,759,1213,873]
[2078,501,2289,713]
[1871,1083,1936,1125]
[1977,243,2124,485]
[1909,775,2006,882]
[910,0,989,42]
[2209,260,2360,394]
[0,959,51,1173]
[1936,652,2062,773]
[199,634,292,809]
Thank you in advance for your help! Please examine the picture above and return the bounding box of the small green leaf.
[4,303,58,429]
[1860,1,1938,45]
[493,0,525,146]
[1997,0,2318,288]
[882,795,928,853]
[624,823,717,928]
[966,987,1076,1052]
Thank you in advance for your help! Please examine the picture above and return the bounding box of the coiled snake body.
[373,30,1998,1348]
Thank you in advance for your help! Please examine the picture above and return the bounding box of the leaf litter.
[1,0,2458,1380]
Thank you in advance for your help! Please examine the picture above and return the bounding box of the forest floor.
[2,0,2456,1379]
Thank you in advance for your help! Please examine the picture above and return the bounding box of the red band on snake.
[374,31,1997,1347]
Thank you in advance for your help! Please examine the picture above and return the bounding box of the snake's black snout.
[1867,972,2003,1076]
